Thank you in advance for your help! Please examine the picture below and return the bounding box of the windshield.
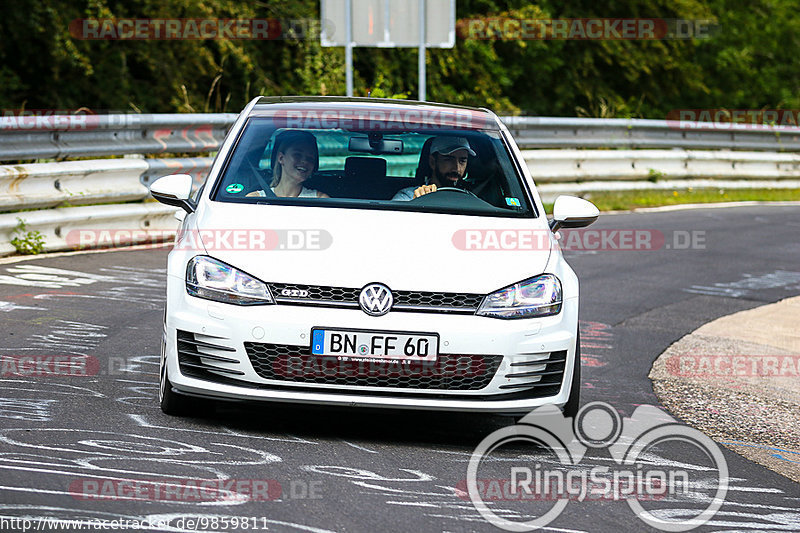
[211,114,535,217]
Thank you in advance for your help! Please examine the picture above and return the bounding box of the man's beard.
[433,166,462,187]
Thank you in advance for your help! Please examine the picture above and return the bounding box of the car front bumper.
[165,275,580,414]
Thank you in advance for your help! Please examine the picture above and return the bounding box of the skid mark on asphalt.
[579,320,614,368]
[0,300,42,312]
[109,353,159,378]
[0,428,283,508]
[115,379,159,407]
[25,320,107,356]
[0,398,57,421]
[303,467,593,531]
[685,270,800,298]
[298,465,497,526]
[127,413,317,445]
[340,440,379,453]
[0,265,114,288]
[0,379,104,397]
[321,438,800,530]
[0,265,167,310]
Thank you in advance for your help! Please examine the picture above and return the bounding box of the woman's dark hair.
[270,130,319,188]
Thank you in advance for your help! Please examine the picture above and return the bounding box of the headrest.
[344,157,387,179]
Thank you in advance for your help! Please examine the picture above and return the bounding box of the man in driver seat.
[392,136,476,201]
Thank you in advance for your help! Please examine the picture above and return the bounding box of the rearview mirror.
[150,174,195,214]
[549,195,599,232]
[349,136,403,154]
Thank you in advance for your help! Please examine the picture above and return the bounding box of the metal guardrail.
[0,113,236,161]
[0,157,212,212]
[523,149,800,181]
[0,203,179,256]
[2,112,800,256]
[502,117,800,151]
[4,114,800,162]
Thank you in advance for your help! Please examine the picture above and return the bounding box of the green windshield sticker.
[226,183,244,194]
[505,197,520,207]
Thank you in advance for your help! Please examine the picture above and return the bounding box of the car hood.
[192,202,553,294]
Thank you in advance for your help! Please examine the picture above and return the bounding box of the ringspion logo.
[466,403,728,531]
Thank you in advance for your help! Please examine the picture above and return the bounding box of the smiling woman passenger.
[249,130,330,198]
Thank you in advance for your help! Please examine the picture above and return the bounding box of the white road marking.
[340,440,378,453]
[127,414,317,444]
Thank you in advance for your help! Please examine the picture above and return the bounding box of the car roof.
[248,96,502,131]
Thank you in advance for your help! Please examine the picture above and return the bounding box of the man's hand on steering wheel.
[411,183,479,200]
[412,184,438,198]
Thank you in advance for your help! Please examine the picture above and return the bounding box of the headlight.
[477,274,562,319]
[186,256,274,305]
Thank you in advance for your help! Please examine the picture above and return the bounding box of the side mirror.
[150,174,195,214]
[549,195,599,232]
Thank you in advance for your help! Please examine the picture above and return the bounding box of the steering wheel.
[428,186,480,199]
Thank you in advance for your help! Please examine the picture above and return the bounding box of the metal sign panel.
[321,0,454,47]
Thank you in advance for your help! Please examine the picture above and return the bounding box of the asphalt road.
[0,204,799,532]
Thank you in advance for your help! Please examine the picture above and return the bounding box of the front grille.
[270,283,359,303]
[267,282,484,314]
[393,290,484,309]
[244,342,502,391]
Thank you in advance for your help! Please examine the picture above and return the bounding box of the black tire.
[562,331,581,419]
[159,330,191,416]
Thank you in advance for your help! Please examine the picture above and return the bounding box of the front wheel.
[561,331,581,419]
[159,331,191,416]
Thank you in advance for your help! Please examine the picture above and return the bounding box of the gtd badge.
[280,288,309,298]
[359,283,393,316]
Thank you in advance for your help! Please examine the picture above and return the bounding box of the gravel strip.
[649,297,800,483]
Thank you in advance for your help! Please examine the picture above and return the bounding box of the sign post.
[321,0,455,101]
[418,0,426,101]
[345,0,353,96]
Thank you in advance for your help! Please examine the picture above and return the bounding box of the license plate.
[311,328,439,361]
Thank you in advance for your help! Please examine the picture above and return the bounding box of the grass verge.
[543,187,800,212]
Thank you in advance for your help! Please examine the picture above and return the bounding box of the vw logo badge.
[359,283,393,316]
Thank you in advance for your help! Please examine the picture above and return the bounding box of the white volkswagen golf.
[151,96,598,418]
